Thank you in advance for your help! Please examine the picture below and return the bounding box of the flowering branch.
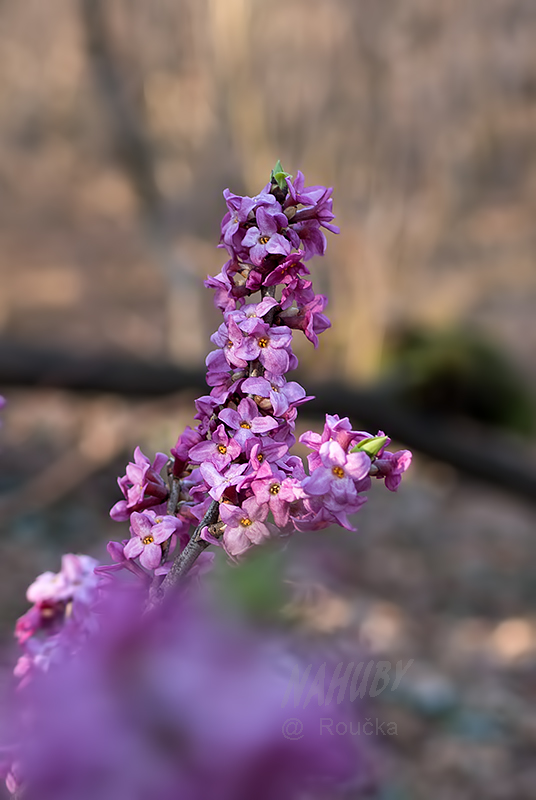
[157,499,220,597]
[2,169,412,797]
[96,163,412,602]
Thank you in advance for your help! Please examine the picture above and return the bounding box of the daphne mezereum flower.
[250,464,305,528]
[26,555,99,606]
[262,250,309,287]
[373,449,413,491]
[285,172,339,231]
[220,187,277,252]
[303,440,371,503]
[240,206,290,266]
[279,293,331,347]
[110,447,168,522]
[105,164,410,575]
[199,461,249,501]
[242,375,308,417]
[188,423,241,470]
[4,166,413,800]
[228,295,279,334]
[300,415,374,468]
[219,496,273,556]
[124,510,187,571]
[6,588,368,800]
[234,321,293,374]
[218,397,278,445]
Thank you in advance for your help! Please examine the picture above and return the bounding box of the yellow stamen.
[258,337,269,348]
[332,466,345,479]
[240,517,253,527]
[142,535,154,545]
[217,445,227,454]
[240,422,251,429]
[259,235,270,245]
[269,484,281,495]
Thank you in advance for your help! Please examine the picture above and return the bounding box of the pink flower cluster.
[13,554,99,691]
[6,590,368,800]
[2,169,409,799]
[104,165,411,575]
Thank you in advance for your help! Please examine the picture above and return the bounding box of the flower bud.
[351,435,389,458]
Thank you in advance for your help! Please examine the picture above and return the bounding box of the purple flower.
[279,275,315,311]
[188,424,241,470]
[110,448,168,522]
[219,397,278,445]
[203,271,236,311]
[220,191,254,248]
[234,321,293,374]
[123,511,183,571]
[285,170,329,208]
[220,496,273,556]
[293,497,364,532]
[263,251,309,287]
[27,555,99,606]
[241,207,291,266]
[211,318,249,369]
[200,461,248,501]
[280,293,331,347]
[242,375,308,416]
[300,415,373,470]
[220,188,278,256]
[289,220,327,260]
[302,440,371,508]
[251,465,305,528]
[374,449,413,491]
[171,426,203,475]
[287,174,339,233]
[8,591,366,800]
[228,295,279,334]
[245,437,289,473]
[205,349,245,404]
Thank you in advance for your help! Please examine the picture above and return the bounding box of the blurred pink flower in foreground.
[7,586,373,800]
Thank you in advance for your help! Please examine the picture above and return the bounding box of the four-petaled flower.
[303,440,371,507]
[234,321,293,375]
[219,497,273,556]
[110,447,168,522]
[219,397,278,445]
[241,206,290,266]
[124,511,185,570]
[189,424,241,470]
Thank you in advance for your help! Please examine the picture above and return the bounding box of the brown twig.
[147,499,221,608]
[166,474,181,516]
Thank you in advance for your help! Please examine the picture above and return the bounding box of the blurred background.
[1,0,536,797]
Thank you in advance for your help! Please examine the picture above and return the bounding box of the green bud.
[271,159,292,191]
[350,435,389,458]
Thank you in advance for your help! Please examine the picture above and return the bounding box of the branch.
[166,475,181,516]
[147,500,221,609]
